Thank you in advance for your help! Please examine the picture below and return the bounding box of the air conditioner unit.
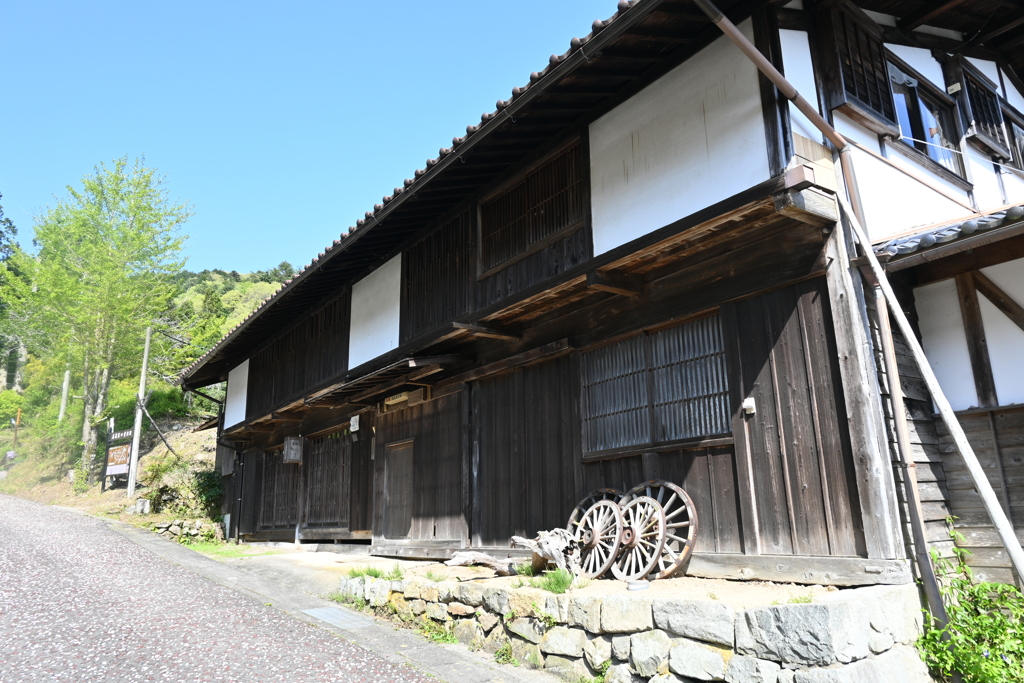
[282,436,302,464]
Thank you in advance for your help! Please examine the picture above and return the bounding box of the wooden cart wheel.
[610,496,666,582]
[572,499,624,580]
[567,488,624,533]
[622,480,699,580]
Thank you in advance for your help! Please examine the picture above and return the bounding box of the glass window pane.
[919,96,961,175]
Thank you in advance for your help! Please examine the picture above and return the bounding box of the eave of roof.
[180,0,760,388]
[873,203,1024,265]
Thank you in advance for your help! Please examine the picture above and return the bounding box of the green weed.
[533,601,557,629]
[347,566,384,579]
[917,524,1024,683]
[418,618,457,644]
[424,569,445,582]
[788,595,813,604]
[494,642,519,667]
[530,568,573,594]
[384,563,405,581]
[514,562,534,576]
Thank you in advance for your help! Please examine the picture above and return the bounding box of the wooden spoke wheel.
[622,480,699,580]
[610,496,666,582]
[567,488,624,534]
[572,500,624,579]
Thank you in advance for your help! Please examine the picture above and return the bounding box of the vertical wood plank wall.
[303,432,350,529]
[375,393,466,542]
[722,277,866,558]
[402,210,474,342]
[473,355,582,546]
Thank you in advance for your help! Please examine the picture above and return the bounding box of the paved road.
[0,495,437,683]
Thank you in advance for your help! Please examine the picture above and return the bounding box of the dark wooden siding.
[375,393,466,542]
[477,228,589,308]
[238,448,263,535]
[582,446,744,554]
[258,450,300,530]
[473,356,581,546]
[349,412,375,532]
[722,277,865,558]
[247,292,349,419]
[402,210,474,341]
[303,432,349,529]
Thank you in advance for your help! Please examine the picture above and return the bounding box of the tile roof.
[178,0,648,385]
[874,204,1024,258]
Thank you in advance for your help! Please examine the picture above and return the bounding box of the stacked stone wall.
[336,576,936,682]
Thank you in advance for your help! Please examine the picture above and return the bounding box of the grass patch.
[788,595,813,604]
[424,569,445,582]
[494,642,519,667]
[187,541,282,559]
[529,568,573,594]
[514,562,534,576]
[418,618,457,644]
[347,566,384,578]
[384,563,404,581]
[327,591,367,611]
[574,661,611,683]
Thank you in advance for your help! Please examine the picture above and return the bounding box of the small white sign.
[350,414,360,432]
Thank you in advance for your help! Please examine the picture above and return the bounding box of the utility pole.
[57,368,71,422]
[126,327,152,497]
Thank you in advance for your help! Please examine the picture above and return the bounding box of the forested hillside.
[0,158,295,492]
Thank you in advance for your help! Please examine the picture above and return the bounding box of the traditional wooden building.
[184,0,1024,586]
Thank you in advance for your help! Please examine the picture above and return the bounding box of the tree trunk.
[0,337,9,391]
[12,340,26,394]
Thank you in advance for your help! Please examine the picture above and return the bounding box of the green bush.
[917,530,1024,682]
[0,390,23,423]
[530,568,574,594]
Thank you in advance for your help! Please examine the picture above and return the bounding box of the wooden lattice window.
[832,7,896,126]
[479,141,584,276]
[963,70,1009,156]
[581,315,731,457]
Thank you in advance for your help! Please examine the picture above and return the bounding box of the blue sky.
[2,0,613,273]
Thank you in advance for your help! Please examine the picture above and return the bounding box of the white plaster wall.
[884,44,945,90]
[589,19,770,256]
[1001,68,1024,114]
[224,360,250,428]
[915,279,979,411]
[977,258,1024,406]
[348,254,402,370]
[967,58,1004,97]
[1003,170,1024,203]
[833,113,971,241]
[779,29,821,143]
[965,146,1005,209]
[882,141,973,202]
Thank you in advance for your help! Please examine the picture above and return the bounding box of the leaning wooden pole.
[837,197,1024,580]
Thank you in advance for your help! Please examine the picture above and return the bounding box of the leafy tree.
[0,192,18,262]
[0,157,191,470]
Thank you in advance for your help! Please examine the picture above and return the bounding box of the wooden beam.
[897,0,969,32]
[773,187,838,227]
[586,270,642,296]
[340,365,444,406]
[973,269,1024,334]
[824,227,903,560]
[955,272,999,407]
[438,339,571,388]
[243,424,276,433]
[451,322,520,342]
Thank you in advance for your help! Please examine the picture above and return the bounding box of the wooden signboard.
[104,428,134,477]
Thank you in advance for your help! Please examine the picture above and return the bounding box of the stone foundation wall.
[336,576,936,683]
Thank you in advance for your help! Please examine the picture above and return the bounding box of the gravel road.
[0,494,435,683]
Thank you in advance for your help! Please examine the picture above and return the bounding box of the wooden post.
[873,286,947,625]
[126,327,152,498]
[955,272,998,407]
[824,224,903,560]
[58,369,71,422]
[838,196,1024,580]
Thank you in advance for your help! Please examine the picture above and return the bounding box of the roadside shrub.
[917,528,1024,682]
[0,390,23,423]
